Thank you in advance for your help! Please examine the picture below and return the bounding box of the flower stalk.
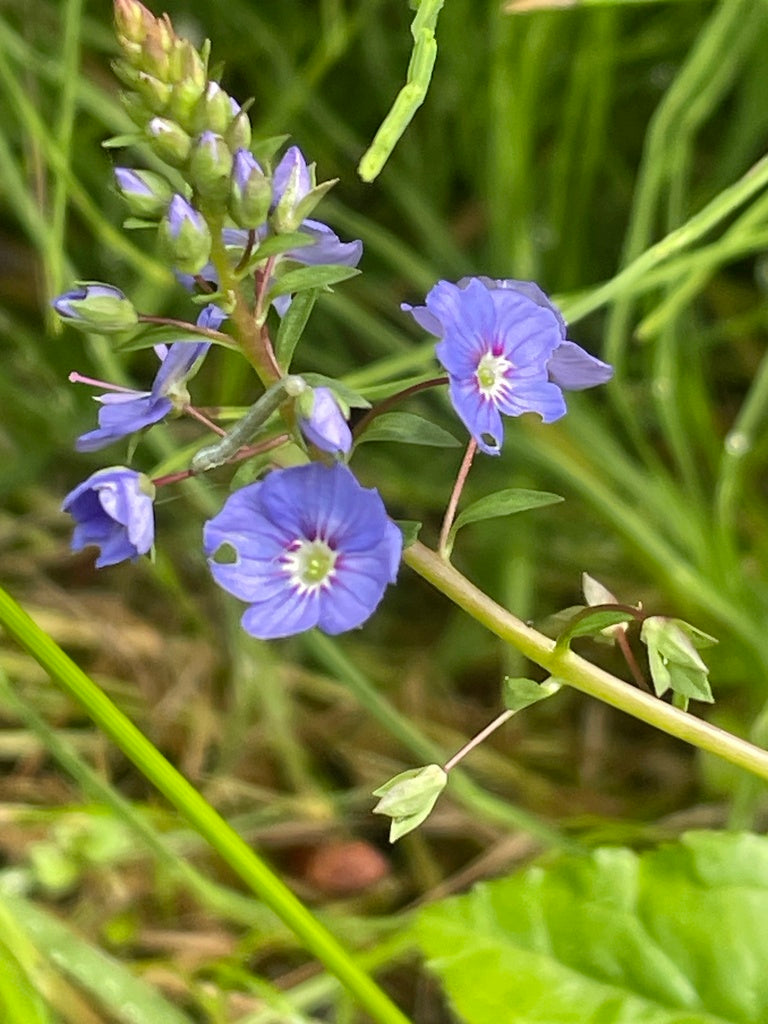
[404,541,768,783]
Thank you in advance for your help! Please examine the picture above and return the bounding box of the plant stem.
[404,541,768,783]
[443,710,514,772]
[0,585,412,1024]
[439,438,477,558]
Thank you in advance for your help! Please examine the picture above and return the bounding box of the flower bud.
[52,283,139,334]
[194,81,234,135]
[226,108,252,152]
[158,195,212,275]
[113,0,154,48]
[189,131,233,203]
[147,116,191,166]
[297,387,352,456]
[114,167,173,219]
[168,46,208,128]
[271,145,337,233]
[135,71,172,112]
[229,149,271,227]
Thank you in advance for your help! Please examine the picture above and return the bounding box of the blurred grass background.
[2,0,768,1019]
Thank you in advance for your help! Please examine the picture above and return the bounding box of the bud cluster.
[110,0,341,277]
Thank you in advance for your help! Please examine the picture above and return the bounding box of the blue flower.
[204,463,402,639]
[403,277,612,455]
[75,305,225,453]
[62,467,155,567]
[298,387,352,456]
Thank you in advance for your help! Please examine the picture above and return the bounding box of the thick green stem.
[0,585,411,1024]
[404,542,768,783]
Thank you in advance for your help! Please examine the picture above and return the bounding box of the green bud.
[195,81,235,135]
[113,0,154,47]
[114,167,173,218]
[372,764,447,842]
[135,71,172,112]
[158,195,212,275]
[226,109,252,152]
[52,283,139,334]
[168,46,208,128]
[190,132,233,203]
[146,116,191,166]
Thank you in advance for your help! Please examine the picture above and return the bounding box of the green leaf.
[448,489,564,548]
[122,217,157,230]
[267,263,361,300]
[1,893,194,1024]
[555,608,636,651]
[358,372,440,402]
[414,831,768,1024]
[101,133,143,148]
[275,288,319,369]
[355,411,460,448]
[236,230,315,274]
[116,325,239,353]
[502,676,561,712]
[395,520,422,548]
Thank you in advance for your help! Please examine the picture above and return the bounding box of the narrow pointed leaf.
[356,411,460,447]
[449,489,563,546]
[267,263,361,299]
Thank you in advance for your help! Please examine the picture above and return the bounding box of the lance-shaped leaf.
[555,608,636,652]
[446,488,563,554]
[356,411,460,448]
[275,288,319,368]
[266,263,361,300]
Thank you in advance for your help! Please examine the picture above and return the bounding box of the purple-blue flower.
[75,304,225,453]
[62,467,155,568]
[298,387,352,456]
[403,277,612,455]
[204,463,402,639]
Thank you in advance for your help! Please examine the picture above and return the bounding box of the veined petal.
[547,341,614,390]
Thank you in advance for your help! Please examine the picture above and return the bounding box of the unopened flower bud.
[113,0,154,48]
[229,149,271,227]
[147,116,191,166]
[158,195,212,274]
[226,108,252,152]
[52,283,139,334]
[114,167,173,218]
[135,71,172,112]
[194,81,234,135]
[271,145,337,232]
[168,46,208,127]
[372,765,447,842]
[297,387,352,456]
[190,131,233,203]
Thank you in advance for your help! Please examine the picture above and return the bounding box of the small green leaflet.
[502,676,561,713]
[235,231,315,278]
[355,411,460,448]
[640,617,716,703]
[395,520,422,548]
[555,607,636,651]
[446,488,563,553]
[300,374,371,410]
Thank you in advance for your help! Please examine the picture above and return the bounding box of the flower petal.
[547,341,614,390]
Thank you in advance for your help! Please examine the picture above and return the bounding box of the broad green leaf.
[415,831,768,1024]
[275,288,319,368]
[448,488,564,547]
[355,411,460,448]
[502,676,561,712]
[555,608,636,650]
[116,325,239,353]
[267,263,361,300]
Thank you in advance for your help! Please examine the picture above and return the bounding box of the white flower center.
[475,350,512,400]
[283,538,337,593]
